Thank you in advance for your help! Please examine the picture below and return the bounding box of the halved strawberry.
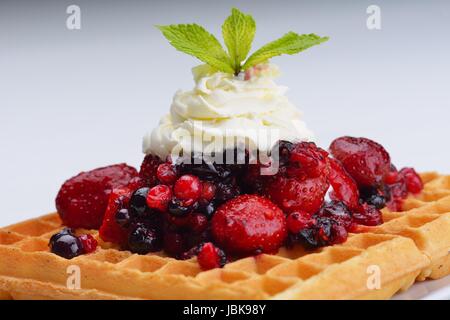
[99,187,132,245]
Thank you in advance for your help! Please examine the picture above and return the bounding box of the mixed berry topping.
[52,136,423,269]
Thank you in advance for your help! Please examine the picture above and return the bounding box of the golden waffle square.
[0,173,449,300]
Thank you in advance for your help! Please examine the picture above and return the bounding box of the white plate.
[393,275,450,300]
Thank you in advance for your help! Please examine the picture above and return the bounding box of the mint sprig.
[157,24,234,73]
[222,8,256,72]
[157,8,328,75]
[242,32,329,70]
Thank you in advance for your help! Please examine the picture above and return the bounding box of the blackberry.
[128,224,162,254]
[215,182,240,204]
[129,187,150,217]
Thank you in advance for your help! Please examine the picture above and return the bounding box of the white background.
[1,0,450,226]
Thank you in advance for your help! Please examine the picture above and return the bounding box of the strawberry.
[328,158,360,210]
[99,187,132,245]
[55,164,138,229]
[211,195,287,256]
[330,136,391,187]
[263,142,330,214]
[264,175,329,214]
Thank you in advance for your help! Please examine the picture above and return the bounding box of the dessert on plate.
[0,8,449,300]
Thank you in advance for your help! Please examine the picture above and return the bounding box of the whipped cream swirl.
[143,63,314,161]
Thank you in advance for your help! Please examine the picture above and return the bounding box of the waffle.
[0,173,449,300]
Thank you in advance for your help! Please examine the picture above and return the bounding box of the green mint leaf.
[243,32,329,70]
[157,24,234,73]
[222,8,256,74]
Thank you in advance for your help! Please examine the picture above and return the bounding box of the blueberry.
[49,233,83,259]
[168,198,191,217]
[366,194,386,209]
[129,187,150,217]
[49,228,74,243]
[128,224,162,254]
[115,208,131,227]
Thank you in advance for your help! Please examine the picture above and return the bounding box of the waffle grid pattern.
[0,173,449,300]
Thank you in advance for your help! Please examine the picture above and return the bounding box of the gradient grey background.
[1,0,449,226]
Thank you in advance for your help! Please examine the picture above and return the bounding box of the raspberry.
[146,185,172,212]
[197,242,226,270]
[399,168,423,194]
[156,163,178,185]
[286,211,314,234]
[78,234,98,254]
[139,154,162,186]
[211,195,287,256]
[55,164,138,229]
[330,136,391,187]
[99,187,132,245]
[174,175,202,201]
